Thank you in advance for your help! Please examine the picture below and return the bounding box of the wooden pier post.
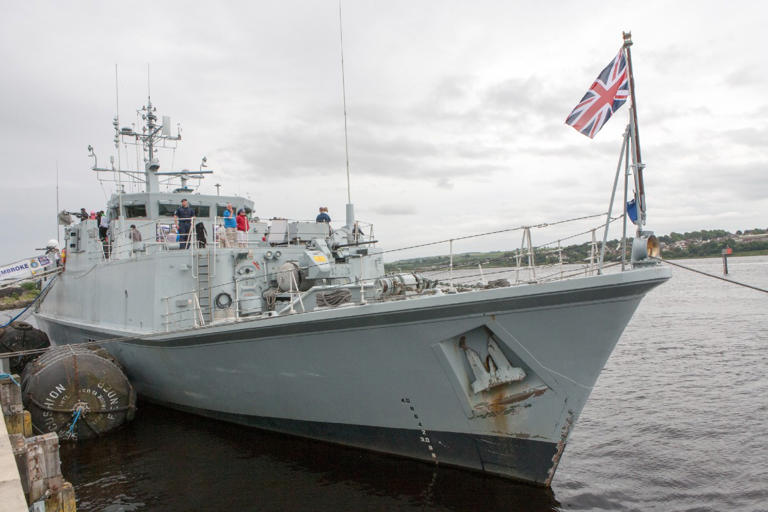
[1,373,77,511]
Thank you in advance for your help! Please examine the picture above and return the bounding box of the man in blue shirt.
[316,206,331,224]
[222,202,237,247]
[174,199,196,249]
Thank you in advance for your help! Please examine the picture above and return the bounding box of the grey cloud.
[643,44,692,75]
[3,1,767,263]
[483,78,539,111]
[694,163,768,201]
[720,127,768,149]
[723,66,767,88]
[371,204,419,216]
[519,140,617,159]
[430,75,476,104]
[484,78,571,122]
[220,93,523,183]
[655,161,768,202]
[642,105,712,127]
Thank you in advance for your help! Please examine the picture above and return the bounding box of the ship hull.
[35,266,669,485]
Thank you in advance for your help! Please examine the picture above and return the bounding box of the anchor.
[461,336,526,394]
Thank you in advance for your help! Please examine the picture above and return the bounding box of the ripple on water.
[52,256,768,512]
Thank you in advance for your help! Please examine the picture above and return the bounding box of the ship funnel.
[345,203,355,229]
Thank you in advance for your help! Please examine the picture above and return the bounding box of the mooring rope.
[655,257,768,295]
[0,373,20,387]
[67,408,82,434]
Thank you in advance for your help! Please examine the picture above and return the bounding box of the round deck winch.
[21,345,136,441]
[277,261,311,292]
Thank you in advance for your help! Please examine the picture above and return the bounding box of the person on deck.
[352,221,366,243]
[316,206,331,224]
[129,224,142,242]
[236,209,249,248]
[166,225,178,246]
[222,203,237,248]
[173,199,195,249]
[98,212,109,241]
[98,213,111,258]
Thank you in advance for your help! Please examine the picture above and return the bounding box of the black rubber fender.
[21,345,136,441]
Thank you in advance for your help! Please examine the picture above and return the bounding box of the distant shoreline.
[664,250,768,260]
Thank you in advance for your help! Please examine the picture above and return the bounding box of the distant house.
[740,233,768,242]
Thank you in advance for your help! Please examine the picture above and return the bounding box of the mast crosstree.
[90,96,211,195]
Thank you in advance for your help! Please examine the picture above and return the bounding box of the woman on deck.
[236,209,249,248]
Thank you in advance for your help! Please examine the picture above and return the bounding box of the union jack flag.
[566,49,629,138]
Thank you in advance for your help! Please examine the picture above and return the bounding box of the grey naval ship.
[34,95,670,486]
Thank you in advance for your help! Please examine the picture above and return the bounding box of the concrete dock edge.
[0,407,28,511]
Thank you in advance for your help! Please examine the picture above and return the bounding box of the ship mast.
[140,96,161,193]
[90,84,214,195]
[623,31,646,233]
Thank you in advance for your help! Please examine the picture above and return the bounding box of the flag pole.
[622,31,646,231]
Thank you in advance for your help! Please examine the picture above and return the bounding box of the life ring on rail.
[215,292,233,309]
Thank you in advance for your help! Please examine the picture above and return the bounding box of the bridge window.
[216,205,251,217]
[193,205,211,217]
[159,203,177,217]
[159,202,210,218]
[125,204,147,218]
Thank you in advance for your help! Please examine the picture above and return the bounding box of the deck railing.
[161,291,206,332]
[85,216,374,265]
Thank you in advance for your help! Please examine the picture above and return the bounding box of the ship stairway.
[196,251,213,325]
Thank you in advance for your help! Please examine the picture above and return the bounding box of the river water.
[9,256,768,511]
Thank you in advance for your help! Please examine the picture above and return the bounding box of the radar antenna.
[89,81,211,194]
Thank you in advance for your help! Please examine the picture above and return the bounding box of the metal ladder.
[196,251,213,325]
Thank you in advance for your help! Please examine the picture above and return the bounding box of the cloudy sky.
[1,1,766,263]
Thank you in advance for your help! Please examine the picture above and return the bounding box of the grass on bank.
[0,281,40,309]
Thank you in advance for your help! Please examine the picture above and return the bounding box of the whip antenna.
[55,161,60,247]
[338,0,351,205]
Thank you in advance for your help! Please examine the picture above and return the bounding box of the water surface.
[16,256,768,511]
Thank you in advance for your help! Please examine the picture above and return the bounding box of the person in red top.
[236,209,249,248]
